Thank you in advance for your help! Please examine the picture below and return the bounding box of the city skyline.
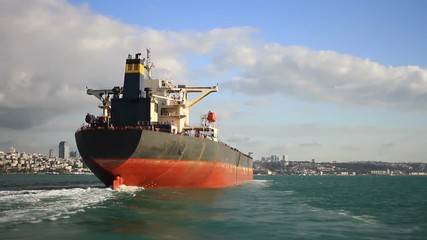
[0,0,426,162]
[0,140,78,159]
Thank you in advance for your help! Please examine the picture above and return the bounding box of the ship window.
[127,64,132,71]
[155,103,158,113]
[134,64,139,70]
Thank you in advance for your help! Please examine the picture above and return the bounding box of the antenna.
[146,48,152,78]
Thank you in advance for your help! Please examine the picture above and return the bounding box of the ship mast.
[145,48,152,79]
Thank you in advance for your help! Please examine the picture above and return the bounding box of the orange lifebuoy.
[207,111,216,122]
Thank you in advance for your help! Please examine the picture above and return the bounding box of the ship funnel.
[122,53,145,99]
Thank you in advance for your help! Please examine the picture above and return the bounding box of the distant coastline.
[254,160,427,176]
[2,148,426,176]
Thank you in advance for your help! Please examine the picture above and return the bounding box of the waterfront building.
[282,154,289,166]
[271,155,279,161]
[70,151,78,158]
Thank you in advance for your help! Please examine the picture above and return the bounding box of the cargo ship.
[75,49,253,189]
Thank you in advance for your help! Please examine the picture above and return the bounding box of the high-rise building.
[282,154,288,161]
[49,149,54,158]
[282,154,289,166]
[58,141,69,159]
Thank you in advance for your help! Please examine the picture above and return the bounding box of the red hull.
[95,158,253,189]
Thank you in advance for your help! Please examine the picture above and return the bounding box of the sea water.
[0,174,426,239]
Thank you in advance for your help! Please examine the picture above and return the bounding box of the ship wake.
[0,187,140,225]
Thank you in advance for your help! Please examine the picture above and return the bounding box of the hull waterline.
[76,128,253,189]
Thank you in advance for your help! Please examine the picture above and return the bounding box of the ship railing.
[219,142,253,159]
[77,122,173,133]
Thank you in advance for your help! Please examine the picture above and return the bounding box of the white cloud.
[300,142,322,147]
[222,44,427,111]
[339,146,360,152]
[0,1,256,130]
[380,142,395,148]
[226,134,251,143]
[244,97,273,107]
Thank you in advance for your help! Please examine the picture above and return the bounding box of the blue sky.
[71,0,427,65]
[1,0,426,162]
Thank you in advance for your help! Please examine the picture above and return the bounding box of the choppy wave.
[337,210,379,225]
[1,175,426,239]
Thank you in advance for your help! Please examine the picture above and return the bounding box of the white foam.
[351,214,378,225]
[252,179,271,183]
[250,179,273,187]
[115,184,145,192]
[338,210,378,225]
[283,190,295,195]
[0,187,121,225]
[299,204,379,227]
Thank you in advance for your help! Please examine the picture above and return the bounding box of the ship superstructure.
[86,50,219,139]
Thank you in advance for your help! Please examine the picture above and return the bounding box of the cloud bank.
[221,44,427,111]
[0,0,426,133]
